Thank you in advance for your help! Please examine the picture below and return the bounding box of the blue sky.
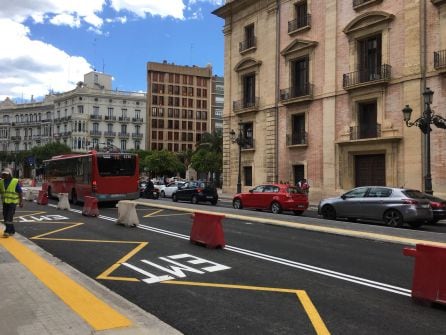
[0,0,225,101]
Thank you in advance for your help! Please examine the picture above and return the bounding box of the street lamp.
[402,87,446,194]
[230,126,245,193]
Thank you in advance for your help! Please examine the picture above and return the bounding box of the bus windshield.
[97,154,136,177]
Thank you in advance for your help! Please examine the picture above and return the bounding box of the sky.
[0,0,225,102]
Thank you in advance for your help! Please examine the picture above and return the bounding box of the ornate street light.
[230,126,245,193]
[402,87,446,194]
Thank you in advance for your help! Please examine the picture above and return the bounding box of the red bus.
[43,150,139,203]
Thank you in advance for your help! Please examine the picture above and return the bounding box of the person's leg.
[4,204,16,235]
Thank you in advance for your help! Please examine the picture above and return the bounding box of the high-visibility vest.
[0,178,20,204]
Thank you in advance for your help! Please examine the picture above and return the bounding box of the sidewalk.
[0,233,182,335]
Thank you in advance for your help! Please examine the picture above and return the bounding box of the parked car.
[160,181,186,198]
[317,186,432,228]
[172,181,218,205]
[422,193,446,224]
[232,184,309,215]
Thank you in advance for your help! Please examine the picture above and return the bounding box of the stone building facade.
[214,0,446,201]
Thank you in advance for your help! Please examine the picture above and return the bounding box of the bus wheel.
[70,190,78,205]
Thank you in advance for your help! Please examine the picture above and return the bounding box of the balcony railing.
[280,84,313,102]
[288,14,311,33]
[350,124,381,140]
[286,132,308,146]
[118,116,130,122]
[343,64,391,90]
[90,115,102,120]
[239,37,256,53]
[241,137,254,150]
[90,130,102,137]
[132,117,144,123]
[104,131,116,137]
[118,132,130,138]
[11,136,21,141]
[434,50,446,70]
[105,116,117,121]
[233,97,259,113]
[132,133,143,139]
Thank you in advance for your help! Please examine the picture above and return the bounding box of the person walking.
[0,168,23,237]
[298,178,310,195]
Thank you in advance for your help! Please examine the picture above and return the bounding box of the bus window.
[97,155,136,176]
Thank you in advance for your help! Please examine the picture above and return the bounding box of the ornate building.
[214,0,446,201]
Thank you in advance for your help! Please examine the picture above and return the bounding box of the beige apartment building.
[214,0,446,202]
[146,62,213,152]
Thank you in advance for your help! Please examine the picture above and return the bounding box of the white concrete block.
[57,193,70,210]
[116,200,139,227]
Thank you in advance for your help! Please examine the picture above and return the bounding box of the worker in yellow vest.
[0,168,23,237]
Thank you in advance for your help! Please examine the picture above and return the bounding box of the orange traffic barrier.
[82,196,99,217]
[190,212,225,249]
[37,190,48,205]
[403,244,446,306]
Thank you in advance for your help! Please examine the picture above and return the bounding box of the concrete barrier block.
[24,189,35,201]
[116,200,139,227]
[57,193,70,210]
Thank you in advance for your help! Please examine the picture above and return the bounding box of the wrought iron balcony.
[104,131,116,137]
[343,64,391,90]
[118,116,130,122]
[105,116,117,121]
[233,97,259,113]
[132,133,143,139]
[118,132,130,138]
[90,115,102,120]
[288,14,311,33]
[89,130,102,137]
[132,117,144,123]
[11,136,21,141]
[239,37,256,53]
[434,50,446,71]
[280,84,313,104]
[286,132,308,146]
[349,124,381,140]
[241,137,254,150]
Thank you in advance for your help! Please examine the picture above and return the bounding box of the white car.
[160,181,186,198]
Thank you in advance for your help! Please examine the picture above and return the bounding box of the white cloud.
[49,13,82,28]
[110,0,185,19]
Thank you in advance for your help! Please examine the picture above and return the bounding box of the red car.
[232,184,309,215]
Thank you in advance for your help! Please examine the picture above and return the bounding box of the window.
[152,107,158,117]
[291,114,306,144]
[78,105,84,114]
[241,24,255,51]
[355,101,378,139]
[243,166,253,186]
[241,122,253,148]
[358,35,382,81]
[107,108,113,117]
[367,187,391,198]
[291,56,309,97]
[295,1,308,29]
[243,73,256,107]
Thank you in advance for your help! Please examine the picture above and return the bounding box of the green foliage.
[191,149,222,175]
[30,142,71,167]
[143,150,183,177]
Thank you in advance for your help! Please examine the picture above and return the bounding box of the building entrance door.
[355,154,385,186]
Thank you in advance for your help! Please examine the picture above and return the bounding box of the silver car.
[318,187,432,228]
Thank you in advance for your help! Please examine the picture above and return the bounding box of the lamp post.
[402,87,446,195]
[230,126,245,193]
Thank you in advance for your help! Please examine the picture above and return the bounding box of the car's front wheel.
[233,198,243,209]
[321,205,336,220]
[271,201,282,214]
[160,190,165,198]
[383,209,403,227]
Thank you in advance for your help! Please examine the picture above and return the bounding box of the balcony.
[118,132,130,139]
[434,50,446,72]
[288,14,311,34]
[280,84,313,105]
[104,131,116,138]
[90,130,102,137]
[90,115,103,120]
[61,131,71,138]
[132,117,144,123]
[104,116,117,121]
[241,137,255,150]
[353,0,383,10]
[350,124,381,140]
[132,133,143,139]
[118,116,131,122]
[239,37,256,54]
[343,64,391,91]
[11,136,21,141]
[286,132,308,146]
[233,97,259,114]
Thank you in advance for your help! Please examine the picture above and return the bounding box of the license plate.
[421,204,430,208]
[206,196,214,199]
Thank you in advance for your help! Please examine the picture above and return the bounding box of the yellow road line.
[164,280,330,334]
[144,209,164,217]
[0,237,132,331]
[133,201,446,247]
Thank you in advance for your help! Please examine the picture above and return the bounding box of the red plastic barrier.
[41,182,48,192]
[37,190,48,205]
[403,244,446,305]
[190,212,225,249]
[82,196,99,217]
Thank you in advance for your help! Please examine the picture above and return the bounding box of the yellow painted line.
[164,280,330,334]
[0,237,132,331]
[143,209,164,217]
[133,201,446,247]
[296,291,331,335]
[31,223,84,239]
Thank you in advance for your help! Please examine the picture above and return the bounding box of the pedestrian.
[298,178,310,195]
[0,168,23,237]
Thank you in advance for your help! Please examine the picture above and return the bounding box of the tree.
[30,142,71,167]
[176,150,194,177]
[143,150,183,177]
[197,130,222,153]
[191,130,223,185]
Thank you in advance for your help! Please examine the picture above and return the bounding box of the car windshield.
[403,190,426,199]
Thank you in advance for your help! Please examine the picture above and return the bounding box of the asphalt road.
[13,199,446,335]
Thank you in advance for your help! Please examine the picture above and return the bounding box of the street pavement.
[2,186,445,335]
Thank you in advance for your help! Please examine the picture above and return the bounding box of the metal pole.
[424,103,433,194]
[237,129,242,193]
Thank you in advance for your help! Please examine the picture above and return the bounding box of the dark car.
[232,184,309,215]
[318,186,432,228]
[422,193,446,224]
[172,181,218,205]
